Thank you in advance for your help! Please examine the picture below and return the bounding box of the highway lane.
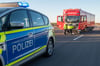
[22,26,100,66]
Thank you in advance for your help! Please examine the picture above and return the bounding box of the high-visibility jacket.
[64,24,67,29]
[67,25,74,29]
[67,23,74,29]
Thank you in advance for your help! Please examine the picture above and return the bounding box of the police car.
[0,2,55,66]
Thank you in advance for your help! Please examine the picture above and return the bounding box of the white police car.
[0,2,55,66]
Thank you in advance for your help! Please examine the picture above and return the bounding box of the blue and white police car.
[0,2,55,66]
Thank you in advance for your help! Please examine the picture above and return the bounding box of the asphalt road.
[22,26,100,66]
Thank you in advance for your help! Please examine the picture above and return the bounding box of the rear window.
[43,16,49,25]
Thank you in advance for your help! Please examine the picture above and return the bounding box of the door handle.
[28,32,33,37]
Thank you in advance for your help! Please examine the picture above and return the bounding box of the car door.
[5,9,35,64]
[29,10,48,49]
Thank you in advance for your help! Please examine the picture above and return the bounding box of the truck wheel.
[45,39,54,57]
[84,27,88,32]
[90,27,94,31]
[76,30,81,35]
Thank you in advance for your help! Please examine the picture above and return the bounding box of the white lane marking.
[73,35,84,40]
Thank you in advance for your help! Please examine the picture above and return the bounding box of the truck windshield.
[65,16,80,23]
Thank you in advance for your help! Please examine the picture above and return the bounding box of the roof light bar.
[0,2,29,7]
[17,2,29,7]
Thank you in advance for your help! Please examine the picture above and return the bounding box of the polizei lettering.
[12,40,33,53]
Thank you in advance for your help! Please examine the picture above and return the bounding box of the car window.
[0,18,3,31]
[0,15,8,31]
[29,11,45,26]
[43,16,49,25]
[10,10,30,28]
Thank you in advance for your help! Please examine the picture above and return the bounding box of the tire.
[75,30,81,35]
[90,27,94,31]
[0,60,3,66]
[45,39,54,57]
[84,27,88,32]
[85,27,93,31]
[77,31,80,34]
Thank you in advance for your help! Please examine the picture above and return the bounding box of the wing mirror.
[10,21,24,28]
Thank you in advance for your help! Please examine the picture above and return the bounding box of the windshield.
[65,16,80,23]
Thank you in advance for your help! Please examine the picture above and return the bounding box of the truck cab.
[57,9,95,34]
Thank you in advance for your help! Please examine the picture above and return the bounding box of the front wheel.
[44,39,54,57]
[89,27,94,31]
[74,30,81,35]
[84,27,89,32]
[77,30,81,34]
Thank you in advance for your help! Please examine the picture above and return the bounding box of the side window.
[29,11,45,26]
[10,10,30,28]
[0,15,8,31]
[43,16,49,25]
[80,16,84,22]
[84,16,87,22]
[58,16,63,22]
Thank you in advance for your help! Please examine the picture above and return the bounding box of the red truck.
[57,9,95,34]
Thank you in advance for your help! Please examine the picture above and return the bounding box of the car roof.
[0,7,48,19]
[0,7,27,17]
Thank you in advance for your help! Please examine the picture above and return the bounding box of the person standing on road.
[64,22,68,35]
[67,22,74,35]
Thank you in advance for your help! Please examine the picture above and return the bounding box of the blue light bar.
[17,2,29,7]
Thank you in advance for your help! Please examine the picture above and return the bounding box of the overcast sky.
[0,0,100,23]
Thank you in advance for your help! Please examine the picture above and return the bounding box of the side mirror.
[10,21,24,28]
